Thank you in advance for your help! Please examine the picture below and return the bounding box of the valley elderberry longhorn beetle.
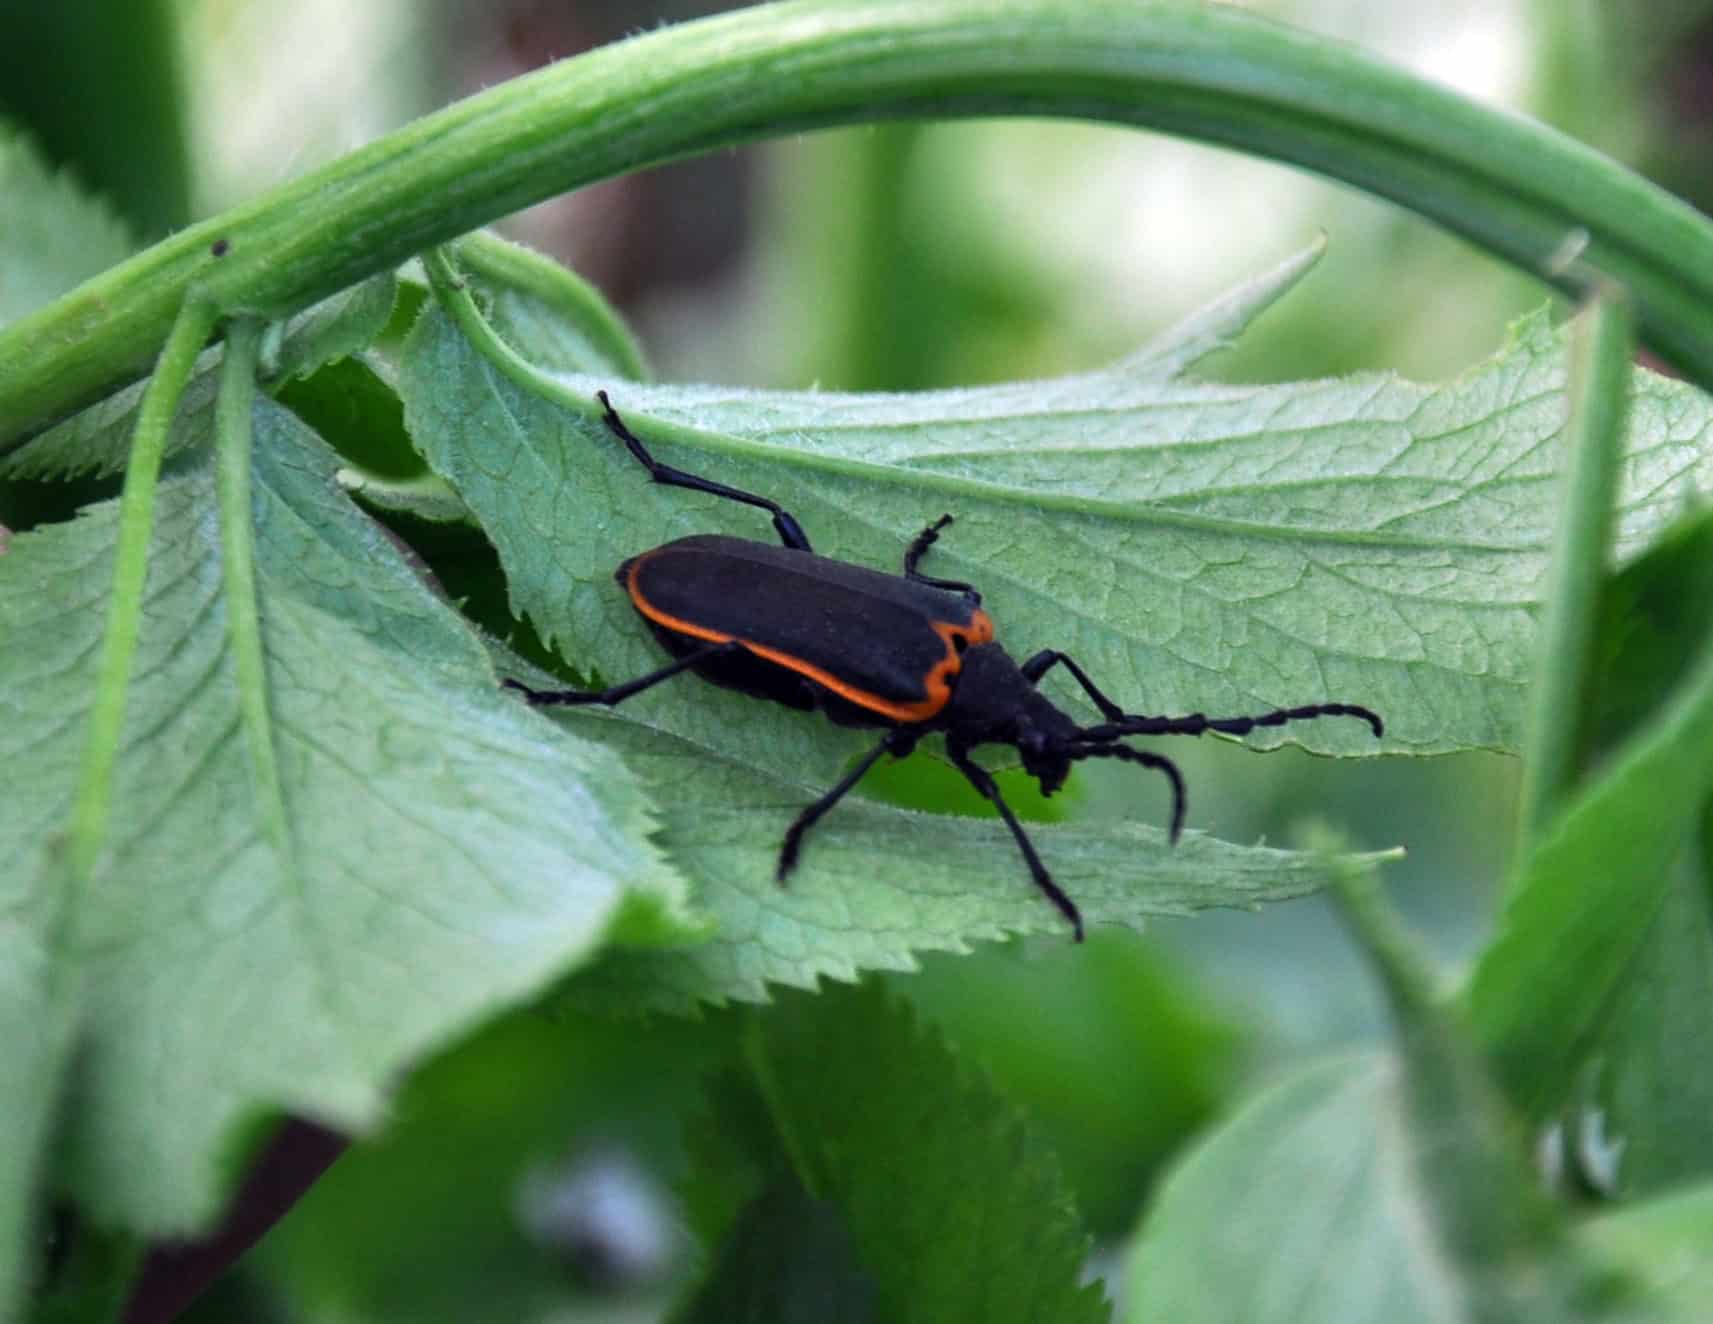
[505,393,1384,941]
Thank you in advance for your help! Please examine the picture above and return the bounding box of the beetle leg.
[776,728,916,882]
[901,513,980,600]
[947,745,1084,942]
[1020,650,1126,722]
[1069,743,1187,842]
[596,391,813,551]
[503,641,742,707]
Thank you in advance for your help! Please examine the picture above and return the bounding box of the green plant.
[5,3,1713,1320]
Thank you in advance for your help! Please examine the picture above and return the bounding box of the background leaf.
[0,400,693,1234]
[1466,613,1713,1121]
[0,127,134,329]
[1124,1054,1654,1324]
[1586,867,1713,1196]
[676,983,1109,1324]
[258,1006,730,1323]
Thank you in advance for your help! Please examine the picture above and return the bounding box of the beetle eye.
[951,633,969,654]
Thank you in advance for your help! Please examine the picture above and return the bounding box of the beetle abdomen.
[621,534,993,722]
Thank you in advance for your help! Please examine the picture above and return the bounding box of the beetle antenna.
[1069,743,1186,842]
[1082,701,1383,744]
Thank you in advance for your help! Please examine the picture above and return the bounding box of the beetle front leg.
[1020,650,1126,722]
[947,744,1084,942]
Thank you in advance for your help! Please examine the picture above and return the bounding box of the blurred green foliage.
[12,1,1713,1320]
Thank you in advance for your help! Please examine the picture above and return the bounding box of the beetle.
[505,392,1383,940]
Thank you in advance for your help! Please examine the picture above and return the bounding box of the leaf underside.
[400,294,1713,792]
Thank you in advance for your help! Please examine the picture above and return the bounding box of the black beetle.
[507,393,1383,939]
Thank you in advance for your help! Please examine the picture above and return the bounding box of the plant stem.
[64,296,219,886]
[5,0,1713,442]
[1511,292,1633,878]
[216,320,298,874]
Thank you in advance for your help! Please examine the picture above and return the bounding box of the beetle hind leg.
[504,641,741,707]
[596,391,813,551]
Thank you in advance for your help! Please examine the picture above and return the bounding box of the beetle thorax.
[943,643,1082,793]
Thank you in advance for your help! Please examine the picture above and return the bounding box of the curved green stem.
[454,232,649,381]
[422,246,597,417]
[5,0,1713,444]
[64,296,219,884]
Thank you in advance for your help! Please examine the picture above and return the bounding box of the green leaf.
[269,270,398,385]
[1125,1055,1654,1324]
[404,272,1713,769]
[0,400,692,1234]
[1580,1181,1713,1315]
[675,1185,879,1324]
[0,274,397,480]
[1128,855,1654,1324]
[1586,868,1713,1196]
[279,351,425,483]
[1585,503,1713,755]
[260,1006,730,1322]
[898,934,1243,1236]
[0,0,190,239]
[0,125,133,327]
[1551,506,1713,1196]
[681,983,1108,1324]
[1466,614,1713,1120]
[0,905,75,1318]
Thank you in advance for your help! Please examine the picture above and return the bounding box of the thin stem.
[1510,292,1633,880]
[454,232,649,381]
[422,247,589,415]
[216,319,297,870]
[64,296,220,885]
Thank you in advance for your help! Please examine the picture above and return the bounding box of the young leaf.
[1120,235,1327,381]
[0,400,692,1234]
[681,983,1108,1324]
[0,127,134,328]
